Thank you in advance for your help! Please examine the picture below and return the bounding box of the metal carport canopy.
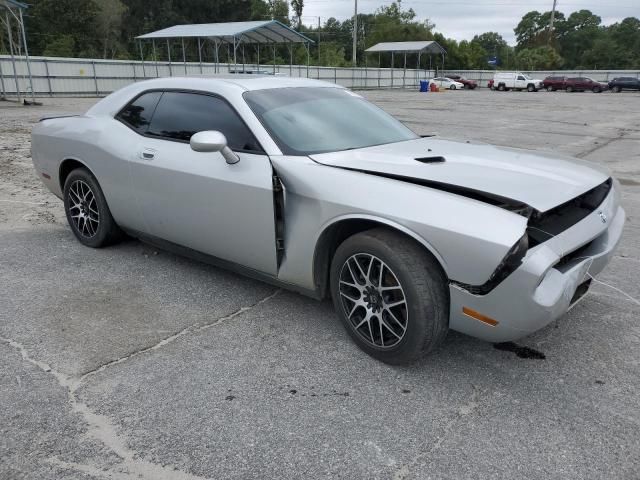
[365,41,446,55]
[136,20,314,44]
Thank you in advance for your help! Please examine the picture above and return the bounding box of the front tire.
[63,167,123,248]
[566,85,574,92]
[330,229,449,364]
[449,85,456,90]
[612,85,621,93]
[527,84,536,92]
[592,86,601,93]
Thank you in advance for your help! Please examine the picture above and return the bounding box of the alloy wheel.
[338,253,408,349]
[68,180,100,238]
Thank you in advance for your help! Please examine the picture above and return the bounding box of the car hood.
[310,137,609,213]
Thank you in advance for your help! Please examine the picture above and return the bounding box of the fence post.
[0,58,5,98]
[132,61,137,82]
[334,67,337,84]
[43,59,52,96]
[91,61,99,96]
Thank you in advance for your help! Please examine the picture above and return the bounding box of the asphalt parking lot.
[1,88,639,480]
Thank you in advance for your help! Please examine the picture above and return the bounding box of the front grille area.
[527,178,612,247]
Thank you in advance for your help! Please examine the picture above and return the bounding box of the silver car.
[31,76,625,364]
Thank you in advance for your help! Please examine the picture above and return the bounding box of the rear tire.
[566,85,574,92]
[592,86,601,93]
[330,228,449,365]
[497,83,505,91]
[63,167,123,248]
[546,86,554,92]
[449,85,456,90]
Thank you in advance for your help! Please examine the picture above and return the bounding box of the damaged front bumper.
[448,185,625,342]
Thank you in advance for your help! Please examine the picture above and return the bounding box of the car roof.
[135,75,337,92]
[86,75,343,117]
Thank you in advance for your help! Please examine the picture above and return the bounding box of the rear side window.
[147,91,262,152]
[116,91,162,133]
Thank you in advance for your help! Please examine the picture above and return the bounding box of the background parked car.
[493,72,543,92]
[488,79,494,89]
[429,77,465,90]
[565,77,608,93]
[608,77,640,92]
[542,76,567,91]
[445,75,478,89]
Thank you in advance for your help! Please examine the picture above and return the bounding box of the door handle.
[139,148,156,160]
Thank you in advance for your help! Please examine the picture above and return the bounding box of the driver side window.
[517,75,525,81]
[146,91,263,153]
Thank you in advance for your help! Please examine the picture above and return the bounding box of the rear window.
[116,91,162,133]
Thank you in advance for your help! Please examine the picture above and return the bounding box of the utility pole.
[318,17,321,65]
[548,0,558,44]
[352,0,358,66]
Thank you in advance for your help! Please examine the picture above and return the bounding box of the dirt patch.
[0,99,96,230]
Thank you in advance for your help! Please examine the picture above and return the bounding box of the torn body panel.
[270,155,527,290]
[310,137,609,213]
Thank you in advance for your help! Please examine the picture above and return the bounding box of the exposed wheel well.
[59,159,87,191]
[312,219,447,299]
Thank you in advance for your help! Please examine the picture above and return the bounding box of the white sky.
[301,0,637,45]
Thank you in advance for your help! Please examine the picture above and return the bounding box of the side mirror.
[190,130,240,164]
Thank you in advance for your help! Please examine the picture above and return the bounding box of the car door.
[128,90,278,276]
[516,75,526,89]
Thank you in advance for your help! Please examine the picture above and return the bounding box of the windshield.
[243,87,418,155]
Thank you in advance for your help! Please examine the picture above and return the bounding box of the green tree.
[516,45,563,70]
[268,0,289,24]
[558,10,602,67]
[27,0,101,57]
[97,0,128,59]
[42,35,75,57]
[290,0,303,30]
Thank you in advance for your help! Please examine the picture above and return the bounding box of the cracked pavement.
[1,89,639,479]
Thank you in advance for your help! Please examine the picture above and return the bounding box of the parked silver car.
[31,76,624,364]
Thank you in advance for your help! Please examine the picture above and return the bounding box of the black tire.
[592,86,601,93]
[330,228,449,365]
[63,167,123,248]
[566,85,574,92]
[497,83,505,91]
[527,84,536,92]
[546,86,554,92]
[612,85,621,93]
[449,84,456,90]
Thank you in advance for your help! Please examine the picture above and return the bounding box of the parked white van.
[492,72,544,92]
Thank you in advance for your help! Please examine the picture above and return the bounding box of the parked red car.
[445,75,478,89]
[488,79,494,89]
[565,77,608,93]
[542,76,567,91]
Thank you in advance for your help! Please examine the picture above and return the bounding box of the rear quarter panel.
[31,116,141,230]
